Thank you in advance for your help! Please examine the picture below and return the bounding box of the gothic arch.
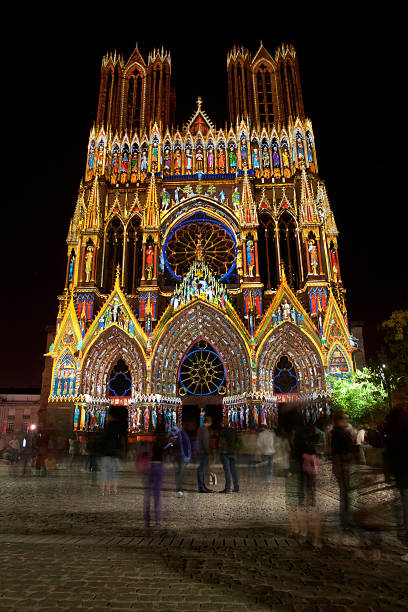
[328,343,353,376]
[80,326,146,398]
[256,322,325,394]
[151,301,251,397]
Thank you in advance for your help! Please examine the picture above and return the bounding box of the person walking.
[170,424,192,497]
[257,425,276,486]
[98,407,125,495]
[197,416,213,493]
[68,436,78,470]
[8,436,20,464]
[144,422,168,528]
[219,425,239,493]
[331,411,355,532]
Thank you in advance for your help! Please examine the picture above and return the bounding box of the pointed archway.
[257,322,325,394]
[80,326,146,398]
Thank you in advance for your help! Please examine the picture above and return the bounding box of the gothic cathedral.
[42,42,358,434]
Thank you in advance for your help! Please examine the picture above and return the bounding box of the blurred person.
[0,436,6,457]
[300,423,323,547]
[79,439,89,471]
[98,408,126,495]
[21,439,33,477]
[218,424,239,493]
[169,424,192,497]
[68,436,78,470]
[356,424,367,465]
[197,415,214,493]
[356,424,367,446]
[284,413,306,538]
[331,411,356,532]
[8,436,20,464]
[384,401,408,560]
[246,428,259,484]
[257,425,276,486]
[144,422,169,528]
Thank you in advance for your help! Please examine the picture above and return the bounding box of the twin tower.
[97,42,303,134]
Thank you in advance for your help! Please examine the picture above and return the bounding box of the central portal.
[178,340,226,433]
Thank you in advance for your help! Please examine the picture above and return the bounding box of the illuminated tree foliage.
[327,368,387,421]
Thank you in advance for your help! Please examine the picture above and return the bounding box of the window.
[7,422,14,432]
[255,64,274,126]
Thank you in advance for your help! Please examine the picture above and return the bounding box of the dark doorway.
[204,404,223,430]
[182,404,200,435]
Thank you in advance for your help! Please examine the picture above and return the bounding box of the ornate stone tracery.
[81,326,145,398]
[257,322,325,394]
[151,302,251,396]
[43,41,360,436]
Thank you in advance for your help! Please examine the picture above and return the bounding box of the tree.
[381,310,408,379]
[327,367,387,422]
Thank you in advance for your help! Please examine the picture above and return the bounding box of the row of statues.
[97,301,136,336]
[86,130,316,184]
[129,405,178,431]
[74,406,107,430]
[74,405,179,431]
[272,300,304,327]
[160,186,241,212]
[224,404,278,429]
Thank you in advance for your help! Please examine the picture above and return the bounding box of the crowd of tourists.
[1,399,407,562]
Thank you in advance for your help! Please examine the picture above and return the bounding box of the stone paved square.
[0,460,407,611]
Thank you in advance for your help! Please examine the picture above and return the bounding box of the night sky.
[2,15,404,388]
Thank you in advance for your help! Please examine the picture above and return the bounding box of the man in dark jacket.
[219,425,239,493]
[331,411,354,531]
[197,416,213,493]
[99,408,126,495]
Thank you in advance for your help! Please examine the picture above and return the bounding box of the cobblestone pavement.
[0,460,407,611]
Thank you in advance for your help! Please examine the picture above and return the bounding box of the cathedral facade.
[42,42,358,434]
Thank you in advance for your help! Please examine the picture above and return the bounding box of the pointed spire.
[240,165,258,226]
[142,173,160,228]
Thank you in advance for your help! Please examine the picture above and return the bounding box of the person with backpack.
[218,424,240,493]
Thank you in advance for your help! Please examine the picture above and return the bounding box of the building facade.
[42,42,358,435]
[0,390,40,440]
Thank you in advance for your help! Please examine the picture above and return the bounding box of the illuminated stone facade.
[42,42,358,434]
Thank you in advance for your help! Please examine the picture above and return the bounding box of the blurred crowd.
[1,398,407,562]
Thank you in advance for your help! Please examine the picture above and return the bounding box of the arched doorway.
[151,301,251,432]
[257,322,325,395]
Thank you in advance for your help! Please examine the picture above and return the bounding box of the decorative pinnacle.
[197,96,202,110]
